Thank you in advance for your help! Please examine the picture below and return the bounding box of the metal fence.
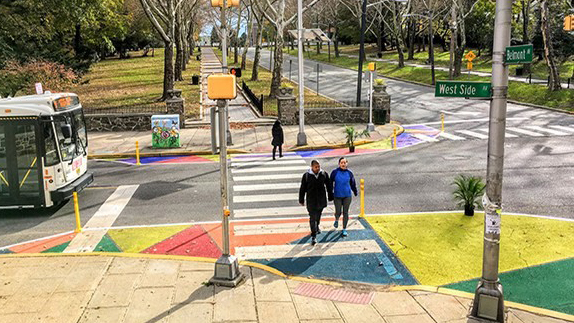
[303,100,370,109]
[83,105,167,115]
[242,81,264,115]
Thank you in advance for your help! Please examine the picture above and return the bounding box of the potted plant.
[374,78,387,92]
[344,126,370,153]
[452,174,486,216]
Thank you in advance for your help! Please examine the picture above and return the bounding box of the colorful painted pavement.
[108,125,439,165]
[3,211,571,315]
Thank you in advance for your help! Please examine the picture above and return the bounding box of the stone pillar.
[166,89,185,128]
[277,87,297,125]
[372,84,391,124]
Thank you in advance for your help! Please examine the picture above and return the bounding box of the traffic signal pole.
[210,0,244,287]
[469,0,512,321]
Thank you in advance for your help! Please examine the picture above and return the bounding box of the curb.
[1,252,572,321]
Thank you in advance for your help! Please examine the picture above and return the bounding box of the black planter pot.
[377,52,383,58]
[349,146,355,153]
[464,205,475,216]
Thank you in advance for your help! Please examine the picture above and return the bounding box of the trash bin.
[516,66,524,76]
[151,114,180,148]
[192,75,200,85]
[373,109,387,125]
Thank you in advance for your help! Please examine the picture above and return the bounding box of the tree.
[256,0,320,97]
[540,0,562,91]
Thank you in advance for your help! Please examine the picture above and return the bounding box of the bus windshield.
[53,110,87,162]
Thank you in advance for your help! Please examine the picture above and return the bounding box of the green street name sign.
[435,81,492,98]
[505,44,533,64]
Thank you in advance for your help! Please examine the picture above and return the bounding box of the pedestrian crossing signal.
[230,67,242,78]
[565,15,574,31]
[211,0,239,7]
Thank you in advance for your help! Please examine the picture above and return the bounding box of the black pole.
[356,0,367,106]
[317,63,320,95]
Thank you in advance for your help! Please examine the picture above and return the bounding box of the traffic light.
[565,15,574,31]
[230,67,242,78]
[368,62,376,71]
[211,0,239,7]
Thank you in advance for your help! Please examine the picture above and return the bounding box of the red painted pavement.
[142,225,222,258]
[156,155,213,164]
[10,233,77,254]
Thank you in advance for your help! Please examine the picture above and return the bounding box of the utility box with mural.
[151,115,180,148]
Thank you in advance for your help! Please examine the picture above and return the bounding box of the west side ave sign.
[435,81,492,98]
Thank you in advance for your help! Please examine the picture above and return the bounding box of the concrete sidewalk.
[0,255,569,323]
[88,123,399,157]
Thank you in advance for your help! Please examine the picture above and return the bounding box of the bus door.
[0,119,44,207]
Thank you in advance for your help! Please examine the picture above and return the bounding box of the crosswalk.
[231,152,334,219]
[438,124,574,141]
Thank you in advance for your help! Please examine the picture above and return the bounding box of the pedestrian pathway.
[341,52,573,90]
[2,255,569,323]
[437,123,574,141]
[200,47,259,122]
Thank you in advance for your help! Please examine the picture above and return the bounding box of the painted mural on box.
[151,115,180,148]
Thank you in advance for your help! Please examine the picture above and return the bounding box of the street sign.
[465,51,476,61]
[435,80,492,98]
[505,44,533,64]
[467,62,473,70]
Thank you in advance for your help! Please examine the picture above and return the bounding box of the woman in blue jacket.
[330,157,358,237]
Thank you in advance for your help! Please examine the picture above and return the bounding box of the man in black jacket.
[299,160,334,245]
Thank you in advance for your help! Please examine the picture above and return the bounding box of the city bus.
[0,93,93,209]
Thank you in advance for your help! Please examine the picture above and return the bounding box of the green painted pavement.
[445,257,574,315]
[94,235,122,252]
[41,241,71,253]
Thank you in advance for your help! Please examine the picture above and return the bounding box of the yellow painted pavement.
[367,212,574,286]
[107,225,191,253]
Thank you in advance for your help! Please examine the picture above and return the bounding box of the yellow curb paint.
[288,276,343,287]
[239,260,288,278]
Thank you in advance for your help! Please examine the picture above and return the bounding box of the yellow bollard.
[441,113,445,132]
[359,179,365,217]
[393,128,398,150]
[135,141,141,166]
[73,192,82,233]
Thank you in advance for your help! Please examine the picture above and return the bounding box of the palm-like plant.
[452,174,486,216]
[344,126,370,152]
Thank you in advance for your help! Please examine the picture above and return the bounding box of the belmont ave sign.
[505,44,533,64]
[435,81,492,98]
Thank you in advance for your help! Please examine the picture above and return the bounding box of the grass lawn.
[338,44,574,81]
[286,48,574,112]
[213,48,337,116]
[72,48,201,118]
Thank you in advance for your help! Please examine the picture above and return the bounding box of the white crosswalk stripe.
[412,133,439,142]
[438,132,466,140]
[235,240,382,260]
[506,127,544,137]
[548,125,574,133]
[475,128,518,138]
[455,130,489,139]
[525,126,569,136]
[231,153,313,220]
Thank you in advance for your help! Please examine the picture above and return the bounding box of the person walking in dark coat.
[330,157,358,237]
[271,120,284,160]
[299,160,334,245]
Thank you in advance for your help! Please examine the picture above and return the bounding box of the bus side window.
[44,124,59,166]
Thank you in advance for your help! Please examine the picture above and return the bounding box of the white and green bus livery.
[0,93,93,208]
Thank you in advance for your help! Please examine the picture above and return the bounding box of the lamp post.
[297,0,307,146]
[357,0,407,107]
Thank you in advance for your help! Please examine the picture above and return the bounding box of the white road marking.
[475,128,518,138]
[506,127,544,137]
[525,126,569,136]
[232,165,309,174]
[412,133,439,142]
[455,130,489,139]
[64,185,139,253]
[234,219,365,236]
[233,206,335,218]
[230,156,303,162]
[235,240,383,260]
[233,193,298,203]
[232,159,306,168]
[233,183,300,192]
[548,125,574,133]
[233,173,303,182]
[438,132,466,140]
[440,110,482,117]
[403,117,529,127]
